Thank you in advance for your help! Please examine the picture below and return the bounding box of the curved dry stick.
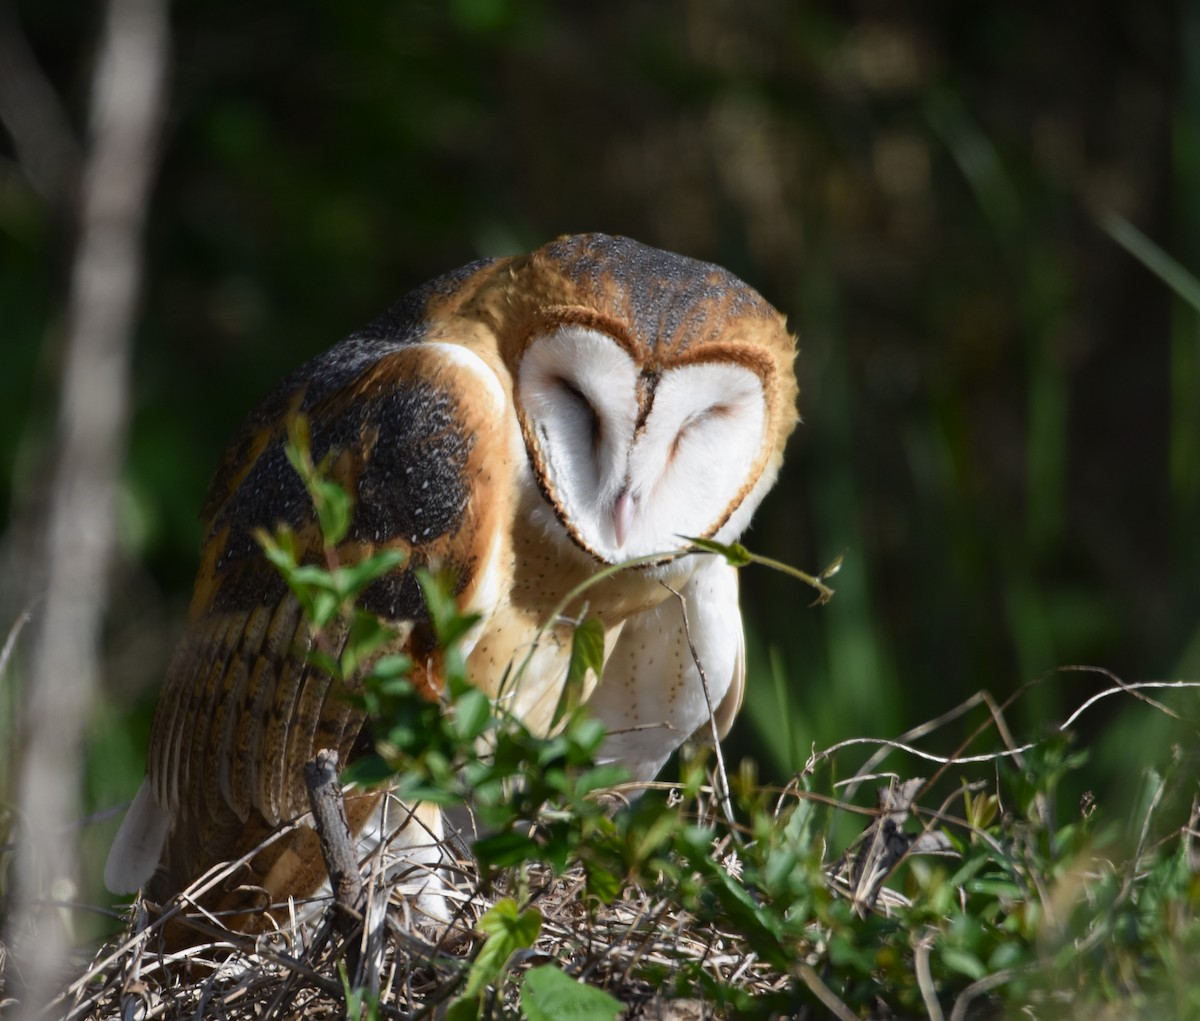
[1059,679,1200,731]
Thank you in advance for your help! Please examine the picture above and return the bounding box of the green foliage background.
[1,0,1197,917]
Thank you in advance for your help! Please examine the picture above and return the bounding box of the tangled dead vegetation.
[40,792,778,1020]
[6,672,1200,1021]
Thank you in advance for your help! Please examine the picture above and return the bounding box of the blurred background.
[0,0,1196,940]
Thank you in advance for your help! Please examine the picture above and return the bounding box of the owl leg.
[358,795,459,925]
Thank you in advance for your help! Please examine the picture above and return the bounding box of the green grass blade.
[1100,212,1200,313]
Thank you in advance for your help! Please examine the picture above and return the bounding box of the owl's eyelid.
[557,376,592,409]
[555,375,604,450]
[667,402,739,467]
[680,401,735,435]
[555,377,601,424]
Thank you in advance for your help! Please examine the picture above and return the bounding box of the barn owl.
[105,233,799,937]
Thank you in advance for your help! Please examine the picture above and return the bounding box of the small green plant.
[257,419,648,1017]
[253,417,1200,1020]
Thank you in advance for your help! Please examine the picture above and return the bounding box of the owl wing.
[105,337,515,900]
[583,555,745,782]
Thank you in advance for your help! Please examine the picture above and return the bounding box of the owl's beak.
[613,489,637,550]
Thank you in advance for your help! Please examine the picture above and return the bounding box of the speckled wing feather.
[133,262,518,916]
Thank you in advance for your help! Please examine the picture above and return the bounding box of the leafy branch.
[238,420,1200,1021]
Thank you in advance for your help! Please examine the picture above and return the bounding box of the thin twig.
[303,747,375,998]
[914,932,945,1021]
[836,690,1002,806]
[304,749,365,927]
[0,604,33,683]
[795,962,858,1021]
[948,967,1020,1021]
[1058,679,1200,731]
[662,581,737,830]
[817,735,1037,768]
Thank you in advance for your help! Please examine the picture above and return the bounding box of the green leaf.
[573,764,627,795]
[285,563,338,590]
[827,931,876,975]
[1100,212,1200,314]
[682,535,752,567]
[341,754,395,787]
[338,960,381,1021]
[443,997,480,1021]
[520,965,622,1021]
[338,549,406,599]
[942,947,988,982]
[540,823,575,872]
[311,475,352,545]
[552,616,605,729]
[284,415,315,477]
[563,714,607,760]
[474,831,541,870]
[282,415,354,546]
[681,845,789,970]
[309,589,341,630]
[256,526,297,569]
[370,653,412,682]
[309,648,341,681]
[341,610,397,678]
[583,860,623,904]
[452,687,492,742]
[417,568,464,640]
[463,898,542,998]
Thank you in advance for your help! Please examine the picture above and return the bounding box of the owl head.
[491,234,798,564]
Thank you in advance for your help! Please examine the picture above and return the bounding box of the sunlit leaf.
[284,416,314,478]
[341,610,396,678]
[312,476,351,545]
[452,687,492,742]
[820,551,844,580]
[463,898,542,998]
[942,947,988,982]
[371,653,412,682]
[552,616,605,729]
[520,965,622,1021]
[337,549,405,599]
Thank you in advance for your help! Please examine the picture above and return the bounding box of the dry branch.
[5,0,168,1014]
[303,750,365,927]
